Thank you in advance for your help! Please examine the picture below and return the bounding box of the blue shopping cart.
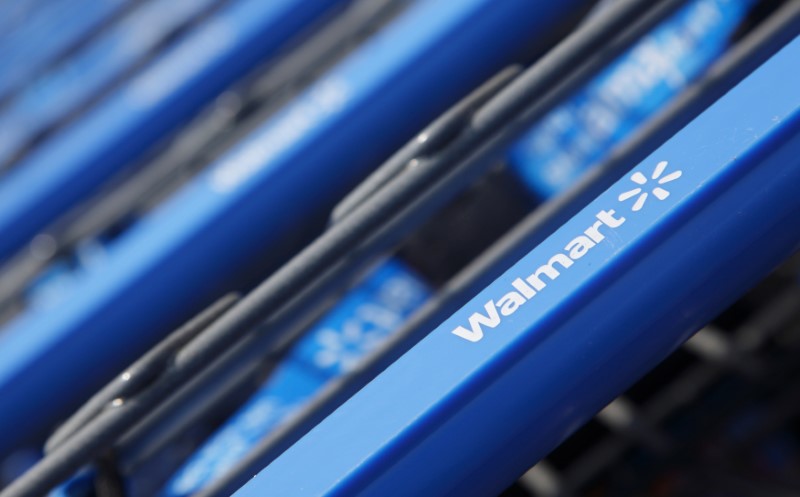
[0,0,799,496]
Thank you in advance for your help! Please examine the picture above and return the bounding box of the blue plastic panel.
[509,0,752,198]
[288,260,430,380]
[0,0,587,455]
[237,33,800,497]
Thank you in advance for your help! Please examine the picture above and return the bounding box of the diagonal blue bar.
[237,33,800,497]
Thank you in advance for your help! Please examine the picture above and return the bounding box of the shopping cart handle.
[236,33,800,497]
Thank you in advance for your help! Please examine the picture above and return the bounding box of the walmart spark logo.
[618,160,682,211]
[451,159,683,343]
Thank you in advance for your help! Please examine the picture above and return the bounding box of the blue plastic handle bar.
[0,0,225,167]
[0,0,131,103]
[0,0,349,262]
[236,32,800,497]
[0,0,588,456]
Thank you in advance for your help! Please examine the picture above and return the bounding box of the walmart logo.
[451,160,682,342]
[617,160,682,211]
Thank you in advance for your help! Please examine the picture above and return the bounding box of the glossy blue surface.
[0,0,224,166]
[0,0,130,102]
[0,0,348,261]
[0,0,586,455]
[238,34,800,497]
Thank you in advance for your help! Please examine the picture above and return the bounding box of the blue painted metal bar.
[237,32,800,497]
